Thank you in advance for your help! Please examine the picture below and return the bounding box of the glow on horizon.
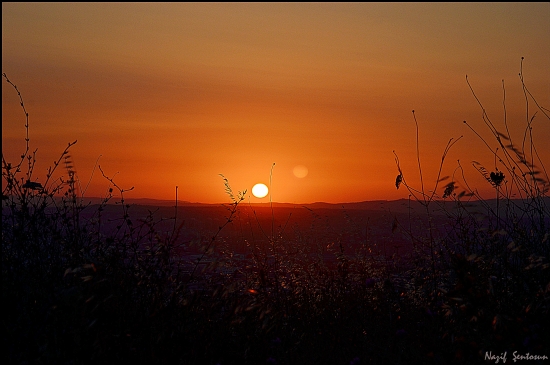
[2,3,549,203]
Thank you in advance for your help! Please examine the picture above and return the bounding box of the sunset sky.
[2,3,549,204]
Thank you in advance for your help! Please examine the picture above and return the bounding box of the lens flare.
[293,165,308,178]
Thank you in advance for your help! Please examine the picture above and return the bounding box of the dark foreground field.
[3,195,549,365]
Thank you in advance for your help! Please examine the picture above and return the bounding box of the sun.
[252,183,268,198]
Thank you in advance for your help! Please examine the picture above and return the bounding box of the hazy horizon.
[34,194,548,209]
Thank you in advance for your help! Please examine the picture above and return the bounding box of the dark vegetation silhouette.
[2,59,549,365]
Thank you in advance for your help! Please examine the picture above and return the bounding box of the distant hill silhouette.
[74,196,549,216]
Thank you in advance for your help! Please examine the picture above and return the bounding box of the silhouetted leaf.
[395,174,402,190]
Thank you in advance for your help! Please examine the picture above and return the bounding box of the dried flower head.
[395,174,403,189]
[490,171,505,187]
[443,181,455,198]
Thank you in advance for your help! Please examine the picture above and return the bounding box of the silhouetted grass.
[2,59,549,365]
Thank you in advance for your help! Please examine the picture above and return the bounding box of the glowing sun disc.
[252,183,268,198]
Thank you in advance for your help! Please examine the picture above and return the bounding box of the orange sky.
[2,3,550,204]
